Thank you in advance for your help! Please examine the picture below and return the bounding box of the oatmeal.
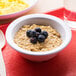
[14,24,62,52]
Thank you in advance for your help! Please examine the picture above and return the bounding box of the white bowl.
[6,14,72,62]
[0,0,38,24]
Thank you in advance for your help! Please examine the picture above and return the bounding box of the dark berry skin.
[35,28,41,33]
[26,28,48,44]
[30,37,37,44]
[41,31,48,38]
[26,30,32,37]
[36,32,40,38]
[38,35,45,43]
[30,30,36,37]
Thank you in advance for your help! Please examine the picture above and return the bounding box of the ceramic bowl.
[0,0,38,24]
[6,14,72,62]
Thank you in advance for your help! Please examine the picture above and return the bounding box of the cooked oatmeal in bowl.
[14,24,62,52]
[6,14,71,61]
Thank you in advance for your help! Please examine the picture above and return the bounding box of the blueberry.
[41,31,48,38]
[35,28,41,33]
[30,30,36,37]
[36,32,40,38]
[38,35,45,43]
[26,30,32,37]
[30,37,37,44]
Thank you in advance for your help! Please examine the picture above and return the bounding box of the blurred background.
[27,0,63,14]
[0,0,63,24]
[0,0,64,24]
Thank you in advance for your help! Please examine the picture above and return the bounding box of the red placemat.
[0,8,76,76]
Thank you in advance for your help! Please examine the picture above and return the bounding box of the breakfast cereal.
[14,24,62,52]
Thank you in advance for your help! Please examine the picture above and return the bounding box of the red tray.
[0,8,76,76]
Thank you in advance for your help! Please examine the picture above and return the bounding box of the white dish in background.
[0,0,38,24]
[6,14,72,62]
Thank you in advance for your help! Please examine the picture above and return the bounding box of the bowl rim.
[6,14,72,56]
[0,0,38,17]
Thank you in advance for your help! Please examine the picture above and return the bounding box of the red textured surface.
[0,8,76,76]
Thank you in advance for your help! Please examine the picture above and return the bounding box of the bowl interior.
[12,17,66,41]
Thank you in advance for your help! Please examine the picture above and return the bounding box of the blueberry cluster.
[26,28,48,44]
